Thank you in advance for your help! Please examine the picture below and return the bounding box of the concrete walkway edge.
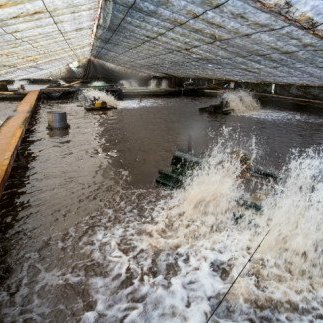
[0,90,40,198]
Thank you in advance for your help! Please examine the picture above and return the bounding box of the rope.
[115,25,287,67]
[206,228,271,322]
[118,0,231,56]
[1,27,45,54]
[95,0,230,59]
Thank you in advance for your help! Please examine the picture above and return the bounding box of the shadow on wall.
[80,58,149,84]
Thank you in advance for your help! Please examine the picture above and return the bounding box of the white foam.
[107,150,118,157]
[118,97,174,109]
[2,130,322,322]
[77,133,323,321]
[7,79,29,91]
[119,80,140,88]
[247,110,323,123]
[161,79,169,89]
[79,89,118,108]
[222,90,261,115]
[218,147,323,320]
[148,79,158,88]
[90,81,107,87]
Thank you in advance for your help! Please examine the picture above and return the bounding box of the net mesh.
[1,0,322,84]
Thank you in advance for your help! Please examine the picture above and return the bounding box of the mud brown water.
[0,95,323,321]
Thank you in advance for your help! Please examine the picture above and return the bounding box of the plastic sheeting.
[0,0,100,79]
[1,0,322,85]
[92,0,323,85]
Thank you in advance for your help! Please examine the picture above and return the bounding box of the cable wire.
[206,228,271,322]
[41,0,79,61]
[95,0,138,59]
[118,0,231,56]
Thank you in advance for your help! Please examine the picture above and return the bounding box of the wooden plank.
[0,90,40,198]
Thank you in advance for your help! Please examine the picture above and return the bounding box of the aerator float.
[84,97,117,111]
[199,98,233,115]
[156,150,278,212]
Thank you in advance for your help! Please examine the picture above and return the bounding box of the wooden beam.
[0,90,40,198]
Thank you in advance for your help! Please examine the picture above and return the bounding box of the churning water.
[79,89,119,108]
[119,80,140,88]
[148,79,158,88]
[222,90,261,115]
[161,79,169,89]
[121,79,169,89]
[0,94,322,322]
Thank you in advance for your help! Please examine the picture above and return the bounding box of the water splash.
[7,79,29,91]
[79,89,118,108]
[119,80,139,88]
[89,81,107,87]
[262,147,323,274]
[2,130,322,322]
[120,79,169,90]
[218,147,323,321]
[58,79,67,86]
[73,131,323,322]
[146,131,252,249]
[118,98,169,109]
[161,79,169,89]
[148,79,158,88]
[222,90,261,115]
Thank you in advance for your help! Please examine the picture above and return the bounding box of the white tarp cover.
[1,0,322,84]
[0,0,100,79]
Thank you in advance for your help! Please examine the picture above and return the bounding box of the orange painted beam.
[0,90,40,198]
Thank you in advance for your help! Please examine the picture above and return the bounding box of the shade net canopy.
[0,0,100,79]
[1,0,322,85]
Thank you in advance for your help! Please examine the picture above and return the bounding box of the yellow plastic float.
[94,100,108,109]
[84,98,117,111]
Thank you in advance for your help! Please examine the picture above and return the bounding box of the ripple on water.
[0,96,323,322]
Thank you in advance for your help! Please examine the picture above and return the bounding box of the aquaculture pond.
[0,93,323,322]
